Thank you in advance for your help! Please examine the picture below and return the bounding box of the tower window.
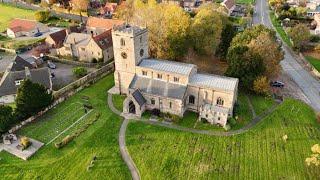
[157,74,162,79]
[120,38,125,46]
[169,102,172,108]
[140,49,144,57]
[216,97,224,106]
[189,95,195,104]
[151,98,155,105]
[121,52,127,59]
[142,71,147,76]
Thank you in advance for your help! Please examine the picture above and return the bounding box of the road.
[253,0,320,112]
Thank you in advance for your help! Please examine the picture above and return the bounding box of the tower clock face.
[121,52,127,59]
[140,49,144,57]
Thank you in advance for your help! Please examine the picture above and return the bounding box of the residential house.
[86,17,124,36]
[7,19,49,38]
[100,3,118,17]
[0,65,52,104]
[45,29,67,48]
[221,0,235,15]
[57,31,113,62]
[112,24,238,127]
[11,56,35,71]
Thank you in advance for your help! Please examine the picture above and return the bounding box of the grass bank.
[270,12,293,47]
[305,56,320,72]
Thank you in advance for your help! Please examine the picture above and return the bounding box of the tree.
[132,1,190,59]
[15,79,53,119]
[253,76,270,95]
[231,25,283,78]
[34,10,50,22]
[288,24,310,51]
[189,4,223,55]
[40,0,50,8]
[305,144,320,167]
[225,46,265,90]
[0,105,14,133]
[216,23,237,60]
[71,0,89,13]
[73,67,87,78]
[248,32,284,78]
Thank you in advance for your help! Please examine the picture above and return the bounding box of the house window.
[157,74,162,79]
[216,97,224,106]
[142,71,147,76]
[120,38,125,46]
[189,95,195,104]
[204,91,208,100]
[81,47,85,51]
[151,98,155,105]
[218,117,221,121]
[169,102,172,108]
[174,77,179,82]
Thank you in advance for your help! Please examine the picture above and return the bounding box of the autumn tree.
[288,24,310,51]
[225,46,265,90]
[189,4,224,55]
[253,76,270,95]
[305,144,320,167]
[132,0,190,59]
[71,0,89,15]
[231,25,283,78]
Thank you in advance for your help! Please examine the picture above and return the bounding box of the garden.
[0,75,131,179]
[126,98,320,179]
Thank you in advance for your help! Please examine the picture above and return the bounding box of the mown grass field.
[305,56,320,72]
[249,94,275,115]
[0,75,130,179]
[126,98,320,179]
[0,4,35,32]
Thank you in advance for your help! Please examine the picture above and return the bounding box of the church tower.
[112,24,149,94]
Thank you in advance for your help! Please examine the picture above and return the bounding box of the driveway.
[253,0,320,112]
[14,27,64,41]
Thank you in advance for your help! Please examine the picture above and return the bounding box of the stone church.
[111,24,239,127]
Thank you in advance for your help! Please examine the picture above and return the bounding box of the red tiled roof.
[223,0,235,10]
[93,29,113,50]
[9,19,37,33]
[86,17,124,31]
[48,29,67,47]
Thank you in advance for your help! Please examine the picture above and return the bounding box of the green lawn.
[0,75,130,179]
[236,0,255,4]
[270,12,293,47]
[112,94,126,112]
[0,4,35,32]
[0,38,44,50]
[305,56,320,72]
[249,94,275,115]
[126,98,320,179]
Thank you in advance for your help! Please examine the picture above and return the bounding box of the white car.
[47,61,56,69]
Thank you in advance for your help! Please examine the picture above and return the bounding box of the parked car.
[34,32,43,37]
[16,47,27,54]
[270,81,284,88]
[47,61,56,69]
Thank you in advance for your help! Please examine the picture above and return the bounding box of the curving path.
[108,93,281,179]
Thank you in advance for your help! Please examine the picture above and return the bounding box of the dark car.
[34,32,43,37]
[270,81,285,88]
[16,47,27,54]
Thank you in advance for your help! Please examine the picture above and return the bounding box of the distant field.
[127,99,320,179]
[0,4,35,32]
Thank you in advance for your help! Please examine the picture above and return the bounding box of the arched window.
[189,95,195,104]
[151,98,155,105]
[120,38,125,46]
[216,97,224,106]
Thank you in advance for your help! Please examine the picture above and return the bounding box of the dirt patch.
[182,50,228,75]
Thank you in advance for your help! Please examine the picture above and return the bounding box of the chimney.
[25,67,31,79]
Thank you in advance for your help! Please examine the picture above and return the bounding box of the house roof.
[0,67,51,96]
[138,59,196,75]
[130,75,187,100]
[64,33,92,47]
[93,29,113,50]
[47,29,67,47]
[86,17,124,31]
[101,2,117,13]
[10,56,34,71]
[8,18,37,33]
[189,73,238,92]
[221,0,235,10]
[131,89,146,106]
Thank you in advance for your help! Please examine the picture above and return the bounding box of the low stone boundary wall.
[48,55,108,68]
[8,62,115,134]
[298,53,320,79]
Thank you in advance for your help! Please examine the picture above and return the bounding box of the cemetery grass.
[0,75,131,179]
[126,98,320,179]
[0,4,35,32]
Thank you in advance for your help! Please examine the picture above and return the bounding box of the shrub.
[253,76,270,95]
[310,35,320,43]
[72,67,87,78]
[35,10,50,22]
[228,117,237,126]
[164,113,181,123]
[20,137,31,150]
[317,112,320,123]
[223,124,231,131]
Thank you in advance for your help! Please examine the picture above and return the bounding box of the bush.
[228,117,237,126]
[20,137,31,150]
[163,113,181,123]
[35,10,50,22]
[72,67,87,78]
[310,35,320,43]
[317,112,320,123]
[223,124,231,131]
[253,76,270,95]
